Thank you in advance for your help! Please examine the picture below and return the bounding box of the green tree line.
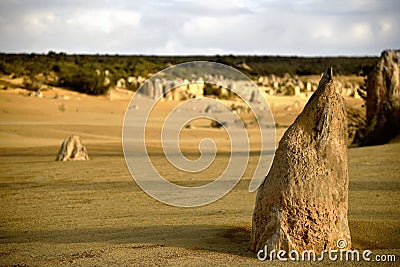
[0,52,378,95]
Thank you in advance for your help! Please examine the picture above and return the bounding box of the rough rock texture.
[250,68,351,254]
[346,105,366,147]
[366,49,400,145]
[55,135,89,161]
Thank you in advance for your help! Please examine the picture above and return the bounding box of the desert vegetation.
[0,52,377,96]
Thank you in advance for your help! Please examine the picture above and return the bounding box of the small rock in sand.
[55,134,89,161]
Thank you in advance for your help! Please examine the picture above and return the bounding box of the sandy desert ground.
[0,80,399,266]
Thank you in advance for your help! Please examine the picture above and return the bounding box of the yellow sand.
[0,82,399,266]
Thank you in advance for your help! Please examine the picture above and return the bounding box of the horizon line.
[0,51,381,58]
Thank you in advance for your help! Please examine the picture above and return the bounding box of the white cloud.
[66,9,141,34]
[351,23,373,42]
[312,24,335,40]
[181,15,245,41]
[22,11,55,35]
[0,0,398,55]
[379,21,392,34]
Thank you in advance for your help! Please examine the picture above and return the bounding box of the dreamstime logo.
[257,239,397,263]
[122,61,276,207]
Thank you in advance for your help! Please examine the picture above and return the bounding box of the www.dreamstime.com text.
[257,245,396,262]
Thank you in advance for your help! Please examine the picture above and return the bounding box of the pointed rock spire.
[250,68,351,255]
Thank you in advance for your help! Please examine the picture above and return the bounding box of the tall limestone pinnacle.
[250,68,351,254]
[365,49,400,145]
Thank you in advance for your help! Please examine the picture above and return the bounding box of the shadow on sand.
[1,224,255,258]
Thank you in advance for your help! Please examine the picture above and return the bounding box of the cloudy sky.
[0,0,398,56]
